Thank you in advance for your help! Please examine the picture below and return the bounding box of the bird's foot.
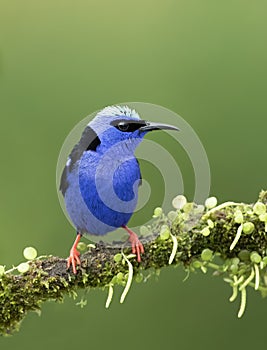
[67,233,82,274]
[67,248,80,274]
[122,226,144,262]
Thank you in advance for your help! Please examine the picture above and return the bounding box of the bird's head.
[60,105,179,194]
[88,105,179,154]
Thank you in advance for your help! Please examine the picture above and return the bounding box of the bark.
[1,190,267,335]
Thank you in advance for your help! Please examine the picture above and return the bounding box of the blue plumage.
[60,105,179,273]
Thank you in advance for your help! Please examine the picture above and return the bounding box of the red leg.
[122,225,144,262]
[67,233,82,274]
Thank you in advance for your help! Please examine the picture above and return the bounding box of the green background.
[1,0,267,349]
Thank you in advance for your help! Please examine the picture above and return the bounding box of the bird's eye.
[117,123,129,132]
[110,119,147,132]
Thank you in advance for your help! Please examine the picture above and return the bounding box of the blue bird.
[60,105,179,273]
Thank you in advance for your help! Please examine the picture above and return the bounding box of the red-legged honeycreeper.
[60,105,179,273]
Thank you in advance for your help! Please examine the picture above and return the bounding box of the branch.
[1,190,267,335]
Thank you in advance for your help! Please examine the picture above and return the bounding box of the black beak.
[139,121,180,132]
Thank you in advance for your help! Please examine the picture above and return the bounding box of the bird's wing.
[59,126,101,196]
[136,158,142,186]
[59,164,69,196]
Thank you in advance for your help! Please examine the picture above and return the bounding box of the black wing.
[136,158,142,187]
[59,126,101,196]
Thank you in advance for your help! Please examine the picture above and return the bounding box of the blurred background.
[0,0,267,349]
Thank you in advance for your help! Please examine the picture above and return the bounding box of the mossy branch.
[1,190,267,335]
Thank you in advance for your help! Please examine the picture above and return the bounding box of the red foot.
[122,225,144,262]
[67,233,82,274]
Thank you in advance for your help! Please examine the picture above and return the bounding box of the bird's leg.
[67,232,82,274]
[122,225,144,262]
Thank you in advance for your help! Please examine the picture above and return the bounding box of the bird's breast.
[79,152,141,205]
[64,151,141,233]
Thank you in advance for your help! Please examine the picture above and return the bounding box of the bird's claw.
[67,248,81,274]
[129,232,144,263]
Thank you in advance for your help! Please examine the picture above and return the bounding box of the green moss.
[1,191,267,335]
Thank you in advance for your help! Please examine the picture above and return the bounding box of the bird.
[60,105,179,273]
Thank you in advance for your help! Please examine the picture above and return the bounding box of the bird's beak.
[139,121,180,132]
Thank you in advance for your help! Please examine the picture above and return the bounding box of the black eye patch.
[110,119,147,132]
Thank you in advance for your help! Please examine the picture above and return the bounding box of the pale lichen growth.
[203,201,241,218]
[254,264,260,290]
[239,268,255,290]
[238,287,247,318]
[1,191,267,334]
[168,234,178,265]
[105,283,114,308]
[230,224,243,251]
[120,252,134,304]
[23,247,38,260]
[172,195,187,210]
[205,196,217,209]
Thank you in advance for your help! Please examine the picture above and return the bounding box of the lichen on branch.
[1,190,267,336]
